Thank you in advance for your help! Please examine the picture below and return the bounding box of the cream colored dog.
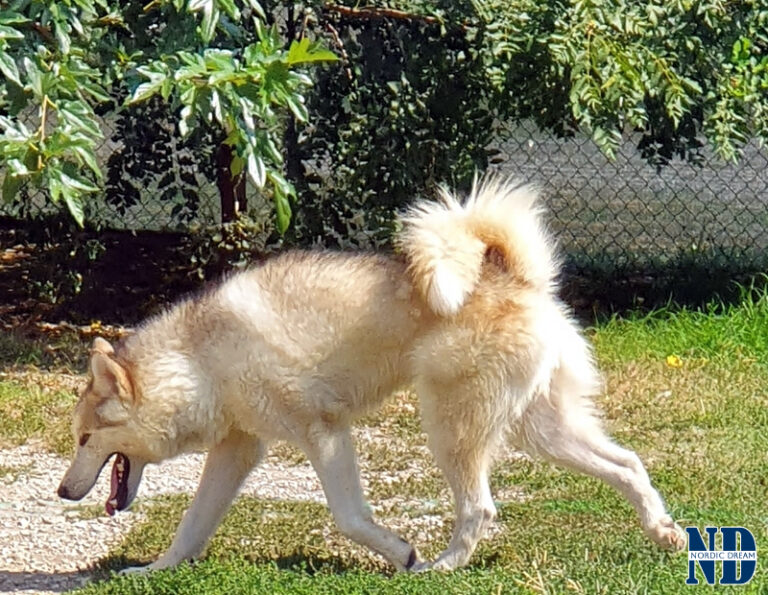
[58,177,685,573]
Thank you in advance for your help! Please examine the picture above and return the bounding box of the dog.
[57,177,686,573]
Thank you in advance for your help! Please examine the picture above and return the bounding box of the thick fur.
[58,177,685,574]
[398,177,557,316]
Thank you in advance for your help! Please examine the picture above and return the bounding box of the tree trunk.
[216,143,247,223]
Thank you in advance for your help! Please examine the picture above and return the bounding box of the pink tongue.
[105,457,119,516]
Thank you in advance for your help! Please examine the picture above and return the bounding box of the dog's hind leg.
[416,378,508,571]
[517,393,686,551]
[124,429,264,573]
[302,424,421,571]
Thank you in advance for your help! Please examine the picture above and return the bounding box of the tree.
[1,1,766,230]
[285,0,768,248]
[0,0,336,228]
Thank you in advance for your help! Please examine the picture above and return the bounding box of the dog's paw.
[118,564,152,576]
[647,516,687,551]
[407,560,433,573]
[408,556,459,573]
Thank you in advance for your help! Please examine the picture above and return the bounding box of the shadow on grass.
[92,494,392,583]
[95,551,368,578]
[562,254,768,321]
[0,569,93,593]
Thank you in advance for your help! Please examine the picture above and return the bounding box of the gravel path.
[0,425,520,594]
[0,442,325,595]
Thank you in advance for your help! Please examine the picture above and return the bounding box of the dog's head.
[57,337,151,516]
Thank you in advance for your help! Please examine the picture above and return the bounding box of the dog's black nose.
[57,484,70,499]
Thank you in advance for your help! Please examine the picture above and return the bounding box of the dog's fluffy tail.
[398,176,557,316]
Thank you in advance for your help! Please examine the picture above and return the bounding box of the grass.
[0,326,89,370]
[0,462,31,481]
[1,290,767,593]
[0,375,76,455]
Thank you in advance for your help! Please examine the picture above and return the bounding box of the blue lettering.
[720,527,757,585]
[686,527,718,585]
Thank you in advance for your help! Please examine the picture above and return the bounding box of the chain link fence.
[2,116,767,281]
[499,121,768,279]
[0,109,226,231]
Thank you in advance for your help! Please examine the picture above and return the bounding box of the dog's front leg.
[303,424,422,571]
[122,429,264,574]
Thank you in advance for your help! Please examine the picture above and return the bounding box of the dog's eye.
[79,433,91,447]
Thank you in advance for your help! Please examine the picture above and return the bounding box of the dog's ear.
[89,343,134,406]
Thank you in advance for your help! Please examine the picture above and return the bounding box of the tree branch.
[30,23,55,45]
[323,4,442,27]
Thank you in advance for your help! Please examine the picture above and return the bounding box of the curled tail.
[397,176,558,316]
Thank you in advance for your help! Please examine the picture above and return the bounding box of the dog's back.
[214,179,564,432]
[124,179,571,439]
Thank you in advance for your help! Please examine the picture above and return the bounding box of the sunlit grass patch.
[592,283,768,365]
[0,379,76,455]
[98,495,387,575]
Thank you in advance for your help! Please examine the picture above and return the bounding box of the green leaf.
[187,0,211,12]
[1,172,23,203]
[230,154,245,177]
[7,158,31,176]
[217,0,239,20]
[69,12,84,36]
[223,129,240,146]
[49,163,97,226]
[267,170,293,197]
[0,11,31,26]
[203,48,235,71]
[242,0,266,19]
[129,82,160,103]
[0,50,20,87]
[160,76,174,101]
[178,104,194,137]
[0,24,24,41]
[59,101,102,137]
[59,169,99,193]
[63,188,85,227]
[129,64,170,104]
[286,38,338,66]
[79,80,111,103]
[0,116,31,141]
[199,2,220,43]
[48,170,64,203]
[54,21,71,54]
[71,144,103,179]
[23,58,43,97]
[246,150,265,187]
[285,94,309,122]
[273,184,291,234]
[262,134,282,165]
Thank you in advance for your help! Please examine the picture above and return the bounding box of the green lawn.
[1,291,766,594]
